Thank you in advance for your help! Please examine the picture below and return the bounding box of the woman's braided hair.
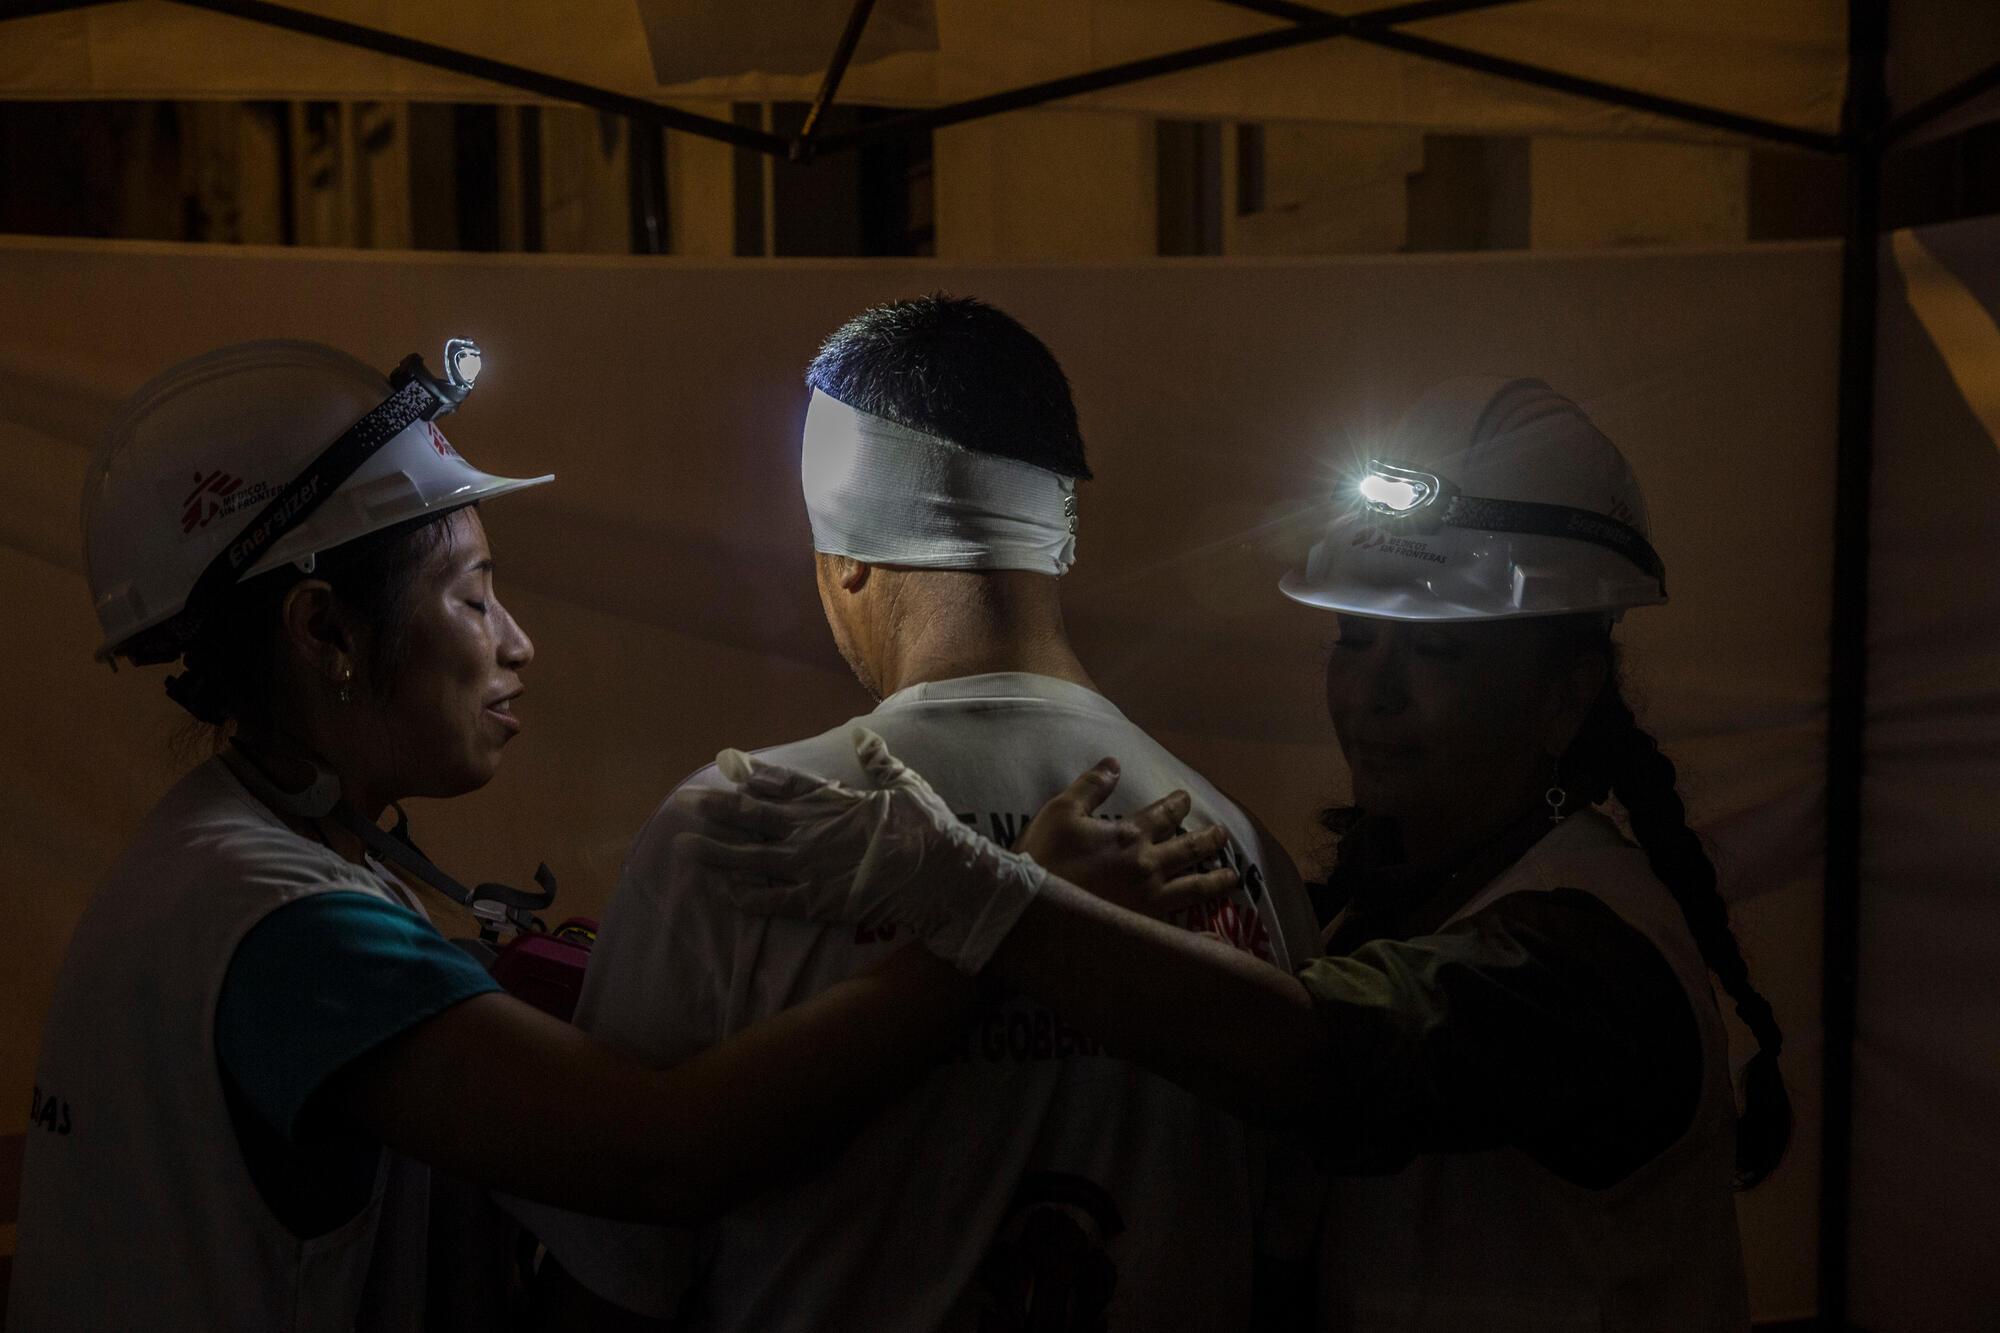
[1552,616,1793,1188]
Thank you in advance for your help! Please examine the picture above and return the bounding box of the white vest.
[1318,811,1750,1333]
[7,760,434,1333]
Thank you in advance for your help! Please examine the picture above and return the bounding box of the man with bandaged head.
[693,375,1786,1332]
[536,295,1321,1329]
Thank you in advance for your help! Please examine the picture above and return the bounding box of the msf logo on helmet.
[181,471,246,534]
[1351,523,1446,564]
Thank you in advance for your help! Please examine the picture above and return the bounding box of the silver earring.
[1545,762,1569,824]
[336,666,354,706]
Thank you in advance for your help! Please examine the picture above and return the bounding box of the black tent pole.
[0,0,119,20]
[1210,0,1845,155]
[1877,58,2000,147]
[1820,1,1888,1329]
[792,0,877,159]
[1342,24,1844,154]
[10,0,1844,163]
[157,0,789,155]
[807,0,1527,157]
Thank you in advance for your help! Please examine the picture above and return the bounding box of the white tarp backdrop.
[1857,216,2000,1333]
[0,237,1837,1317]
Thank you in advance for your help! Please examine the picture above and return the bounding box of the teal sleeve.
[216,890,501,1145]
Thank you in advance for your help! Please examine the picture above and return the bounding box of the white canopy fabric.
[1887,0,2000,138]
[0,0,1853,143]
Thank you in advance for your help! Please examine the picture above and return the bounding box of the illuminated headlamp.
[392,337,484,421]
[1349,455,1668,591]
[1358,459,1457,533]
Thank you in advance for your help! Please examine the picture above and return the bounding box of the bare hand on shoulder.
[1015,759,1239,920]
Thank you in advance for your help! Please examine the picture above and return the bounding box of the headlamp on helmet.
[1356,460,1453,532]
[1284,378,1668,621]
[393,338,485,420]
[1350,454,1664,592]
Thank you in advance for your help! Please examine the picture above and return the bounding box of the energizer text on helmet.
[800,388,1079,575]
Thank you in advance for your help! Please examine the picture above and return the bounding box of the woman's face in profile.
[1324,612,1556,822]
[366,507,535,799]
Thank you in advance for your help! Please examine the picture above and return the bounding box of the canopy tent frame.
[1821,8,1887,1331]
[5,2,1997,1328]
[792,0,878,156]
[0,0,1878,160]
[1877,56,2000,145]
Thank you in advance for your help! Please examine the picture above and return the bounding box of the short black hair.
[805,293,1091,481]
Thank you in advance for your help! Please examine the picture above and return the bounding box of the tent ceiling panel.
[1889,0,2000,118]
[0,0,1846,146]
[1886,0,2000,144]
[0,0,660,103]
[638,0,941,83]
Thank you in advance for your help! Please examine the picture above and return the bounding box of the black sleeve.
[1294,888,1704,1188]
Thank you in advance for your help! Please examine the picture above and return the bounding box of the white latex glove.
[679,727,1048,974]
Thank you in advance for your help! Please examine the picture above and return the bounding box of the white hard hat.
[1280,377,1667,621]
[83,339,552,663]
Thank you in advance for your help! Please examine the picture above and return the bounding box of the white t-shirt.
[7,759,434,1333]
[543,672,1321,1331]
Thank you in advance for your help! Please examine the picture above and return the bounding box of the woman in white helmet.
[7,339,1223,1332]
[693,377,1791,1331]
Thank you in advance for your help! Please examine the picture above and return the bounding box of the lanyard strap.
[343,801,558,932]
[224,743,557,934]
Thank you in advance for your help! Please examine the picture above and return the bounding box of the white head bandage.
[800,388,1079,574]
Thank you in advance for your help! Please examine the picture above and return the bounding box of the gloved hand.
[678,727,1048,974]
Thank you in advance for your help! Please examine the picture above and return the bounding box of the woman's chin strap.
[223,741,556,935]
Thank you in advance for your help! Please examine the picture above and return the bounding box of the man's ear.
[835,557,872,594]
[279,580,356,689]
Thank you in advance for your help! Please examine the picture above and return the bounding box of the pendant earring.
[1544,764,1569,824]
[336,666,354,706]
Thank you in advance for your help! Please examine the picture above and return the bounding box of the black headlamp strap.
[1440,494,1667,592]
[179,378,435,629]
